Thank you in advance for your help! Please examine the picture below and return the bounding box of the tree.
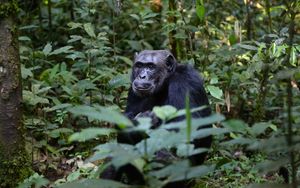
[0,1,31,187]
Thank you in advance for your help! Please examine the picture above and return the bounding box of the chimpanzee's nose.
[139,75,146,79]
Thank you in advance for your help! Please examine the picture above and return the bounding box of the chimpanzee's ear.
[134,52,139,62]
[166,54,177,72]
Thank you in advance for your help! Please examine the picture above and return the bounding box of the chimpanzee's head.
[131,50,177,97]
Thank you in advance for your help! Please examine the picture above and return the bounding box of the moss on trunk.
[0,1,32,187]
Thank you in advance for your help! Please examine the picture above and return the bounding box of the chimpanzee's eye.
[135,62,143,68]
[148,64,156,69]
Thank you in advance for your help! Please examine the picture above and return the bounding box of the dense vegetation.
[1,0,299,187]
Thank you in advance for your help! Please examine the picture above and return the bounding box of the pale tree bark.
[0,1,31,187]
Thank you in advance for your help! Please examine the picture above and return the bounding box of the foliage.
[15,0,300,187]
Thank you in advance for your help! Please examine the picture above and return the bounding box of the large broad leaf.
[153,105,177,121]
[163,113,225,130]
[192,128,230,139]
[91,143,136,161]
[69,128,115,142]
[254,158,288,174]
[207,85,223,100]
[176,143,208,157]
[68,105,133,126]
[21,64,33,79]
[83,23,96,38]
[221,137,255,146]
[249,122,277,136]
[151,160,214,182]
[91,143,143,169]
[58,179,129,188]
[169,164,215,182]
[115,55,133,65]
[42,43,52,56]
[108,74,130,89]
[222,119,248,133]
[49,46,73,55]
[247,136,290,152]
[136,129,181,156]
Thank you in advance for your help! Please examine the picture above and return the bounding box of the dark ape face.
[131,50,177,97]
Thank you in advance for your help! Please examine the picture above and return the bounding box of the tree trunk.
[0,1,32,187]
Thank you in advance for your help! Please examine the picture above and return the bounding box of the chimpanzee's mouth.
[135,86,152,91]
[133,85,154,96]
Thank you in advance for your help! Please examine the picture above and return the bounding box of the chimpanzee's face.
[131,50,177,97]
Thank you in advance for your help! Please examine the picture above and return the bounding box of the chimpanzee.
[104,50,212,187]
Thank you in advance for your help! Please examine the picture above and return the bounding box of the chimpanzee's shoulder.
[172,64,203,85]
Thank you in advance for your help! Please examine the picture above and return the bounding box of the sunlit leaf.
[83,23,96,38]
[238,44,258,51]
[21,64,33,79]
[69,128,115,142]
[68,105,133,126]
[153,105,177,121]
[42,43,52,56]
[196,0,205,21]
[207,85,223,100]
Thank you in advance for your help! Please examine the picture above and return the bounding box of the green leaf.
[23,90,49,106]
[164,113,225,130]
[193,128,230,139]
[238,44,258,51]
[19,36,31,41]
[290,47,296,66]
[153,105,177,121]
[58,179,129,188]
[108,74,130,89]
[84,23,96,38]
[42,43,52,56]
[67,22,82,29]
[151,160,214,182]
[48,128,74,138]
[174,32,187,39]
[68,35,83,43]
[129,14,140,21]
[69,128,115,142]
[50,46,73,55]
[255,158,288,174]
[21,64,33,79]
[115,55,133,66]
[250,122,275,136]
[127,40,142,51]
[136,129,179,156]
[196,0,205,21]
[229,34,237,45]
[222,119,248,133]
[68,105,133,126]
[207,85,223,100]
[46,103,72,112]
[18,173,49,188]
